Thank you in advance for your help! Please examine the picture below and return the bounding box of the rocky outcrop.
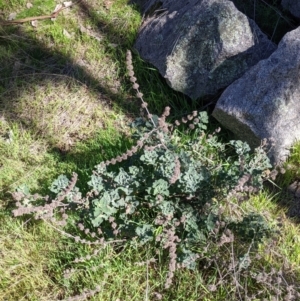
[213,26,300,163]
[282,0,300,19]
[134,0,276,99]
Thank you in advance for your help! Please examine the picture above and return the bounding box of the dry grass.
[0,214,64,300]
[2,77,112,149]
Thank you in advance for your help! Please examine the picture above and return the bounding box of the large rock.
[134,0,276,99]
[282,0,300,19]
[213,26,300,163]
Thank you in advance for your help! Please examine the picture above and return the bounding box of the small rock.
[8,12,17,21]
[63,29,72,39]
[53,4,62,13]
[63,1,73,7]
[31,20,38,27]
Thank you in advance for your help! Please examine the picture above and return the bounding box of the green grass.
[14,0,56,19]
[0,0,300,300]
[0,120,61,198]
[281,141,300,186]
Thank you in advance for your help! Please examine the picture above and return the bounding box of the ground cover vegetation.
[1,0,300,300]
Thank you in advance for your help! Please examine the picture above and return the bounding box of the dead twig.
[1,6,65,25]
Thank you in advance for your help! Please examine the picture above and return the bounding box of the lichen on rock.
[135,0,276,99]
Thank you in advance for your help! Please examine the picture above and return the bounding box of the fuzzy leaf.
[114,168,131,186]
[91,194,118,226]
[147,179,169,196]
[50,175,69,193]
[88,174,105,192]
[135,224,154,244]
[140,150,159,165]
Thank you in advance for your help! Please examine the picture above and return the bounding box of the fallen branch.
[0,3,72,25]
